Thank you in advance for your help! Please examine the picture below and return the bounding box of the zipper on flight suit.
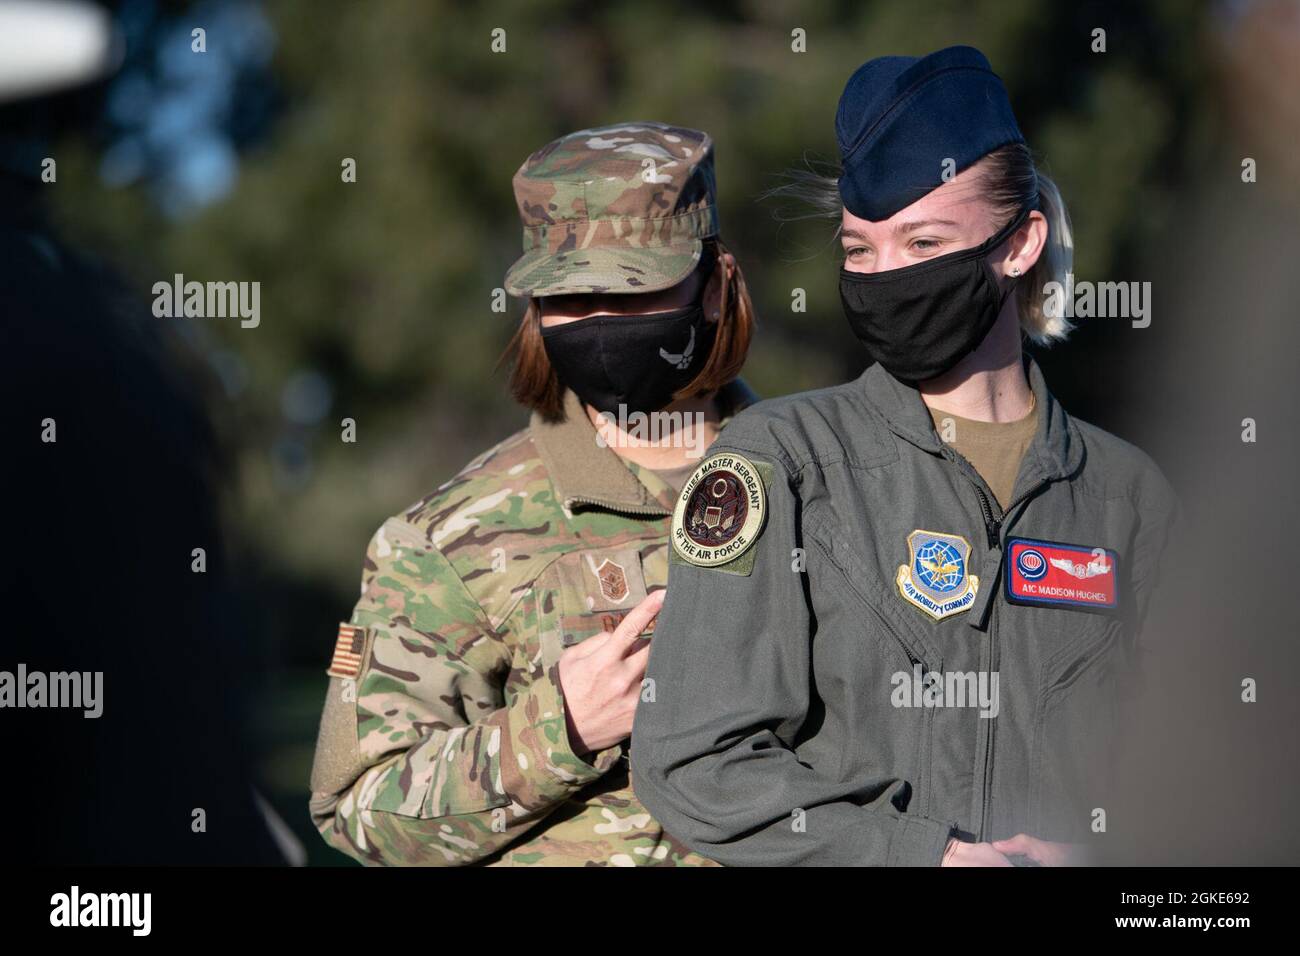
[939,447,1003,840]
[938,445,1051,839]
[977,475,1050,838]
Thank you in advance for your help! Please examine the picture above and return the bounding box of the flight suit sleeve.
[631,447,955,866]
[1120,471,1181,695]
[308,518,619,865]
[1129,486,1180,638]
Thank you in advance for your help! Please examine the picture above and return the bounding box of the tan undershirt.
[928,393,1038,510]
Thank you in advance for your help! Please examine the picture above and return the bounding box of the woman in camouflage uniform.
[308,122,755,865]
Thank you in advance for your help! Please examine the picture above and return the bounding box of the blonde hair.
[765,143,1076,345]
[975,143,1075,345]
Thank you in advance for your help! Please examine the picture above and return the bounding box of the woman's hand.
[557,589,665,756]
[941,838,1014,866]
[991,833,1082,866]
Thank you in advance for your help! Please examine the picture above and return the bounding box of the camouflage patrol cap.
[504,121,718,298]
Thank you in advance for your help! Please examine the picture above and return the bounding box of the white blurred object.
[253,788,308,867]
[0,0,120,102]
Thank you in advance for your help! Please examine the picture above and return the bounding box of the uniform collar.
[859,356,1083,481]
[530,379,758,516]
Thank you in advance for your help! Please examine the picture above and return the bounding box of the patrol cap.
[504,122,718,298]
[836,46,1026,222]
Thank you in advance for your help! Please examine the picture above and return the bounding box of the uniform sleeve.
[1120,469,1181,693]
[631,448,955,866]
[309,518,620,865]
[1129,482,1180,638]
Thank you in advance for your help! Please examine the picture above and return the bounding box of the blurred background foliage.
[4,0,1261,862]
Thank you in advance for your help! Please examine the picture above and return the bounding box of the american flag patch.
[327,624,367,679]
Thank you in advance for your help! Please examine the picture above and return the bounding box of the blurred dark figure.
[0,172,283,863]
[1099,0,1300,865]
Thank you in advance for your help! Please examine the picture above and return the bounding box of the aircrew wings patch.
[670,452,768,575]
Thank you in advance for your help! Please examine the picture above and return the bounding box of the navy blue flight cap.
[836,46,1026,222]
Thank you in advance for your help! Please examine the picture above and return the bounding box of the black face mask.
[839,206,1031,385]
[540,303,717,416]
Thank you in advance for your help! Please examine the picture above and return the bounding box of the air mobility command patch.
[670,452,769,576]
[1005,537,1119,612]
[897,530,980,620]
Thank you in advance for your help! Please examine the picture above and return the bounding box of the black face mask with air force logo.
[839,205,1032,385]
[541,303,716,416]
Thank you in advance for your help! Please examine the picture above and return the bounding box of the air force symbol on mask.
[659,325,695,369]
[897,530,979,620]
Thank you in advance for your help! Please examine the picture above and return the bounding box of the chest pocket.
[535,546,662,666]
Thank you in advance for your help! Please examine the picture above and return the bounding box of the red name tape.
[1005,537,1119,611]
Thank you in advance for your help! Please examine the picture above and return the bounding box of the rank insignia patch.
[671,452,767,570]
[327,623,368,679]
[1005,537,1119,611]
[896,530,980,620]
[592,557,629,604]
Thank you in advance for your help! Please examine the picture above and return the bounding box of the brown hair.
[503,238,755,421]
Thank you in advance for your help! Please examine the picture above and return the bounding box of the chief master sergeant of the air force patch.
[670,452,768,576]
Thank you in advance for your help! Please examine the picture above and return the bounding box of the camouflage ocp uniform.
[309,386,750,865]
[310,120,749,864]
